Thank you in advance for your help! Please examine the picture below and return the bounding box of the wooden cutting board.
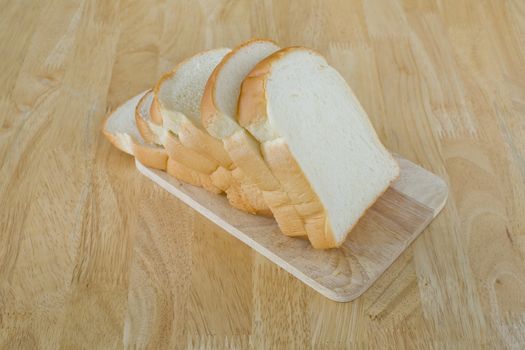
[136,155,447,302]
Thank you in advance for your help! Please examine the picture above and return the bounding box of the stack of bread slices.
[103,38,400,249]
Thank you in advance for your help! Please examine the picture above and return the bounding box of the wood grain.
[136,155,446,302]
[1,0,524,348]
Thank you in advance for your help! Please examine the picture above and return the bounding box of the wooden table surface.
[1,0,524,348]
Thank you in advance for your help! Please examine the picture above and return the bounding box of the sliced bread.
[154,48,233,169]
[153,49,271,216]
[135,90,219,174]
[134,91,226,194]
[201,39,306,236]
[103,91,168,170]
[237,47,400,248]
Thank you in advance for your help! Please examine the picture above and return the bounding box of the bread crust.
[201,38,278,138]
[135,90,162,144]
[200,51,221,133]
[151,50,223,126]
[237,47,309,132]
[150,95,163,125]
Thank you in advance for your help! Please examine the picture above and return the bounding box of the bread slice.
[103,91,167,170]
[154,48,234,169]
[104,90,261,212]
[237,47,400,248]
[135,90,223,193]
[153,49,272,216]
[201,39,306,236]
[135,90,219,174]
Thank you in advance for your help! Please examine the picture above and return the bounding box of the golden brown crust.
[151,69,169,126]
[152,49,224,126]
[135,90,162,144]
[201,38,278,132]
[149,97,163,125]
[237,46,309,128]
[237,61,270,129]
[135,110,156,143]
[200,59,219,131]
